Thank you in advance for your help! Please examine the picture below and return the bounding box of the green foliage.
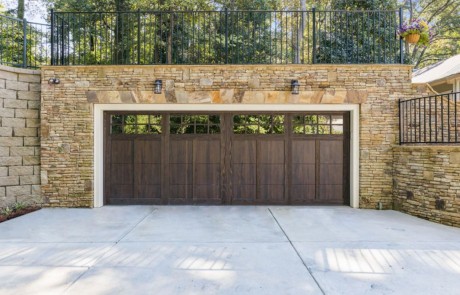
[4,0,457,68]
[311,0,401,64]
[0,202,27,217]
[315,10,399,63]
[292,115,342,135]
[111,114,162,134]
[214,0,279,10]
[233,115,284,134]
[405,0,460,68]
[398,19,431,46]
[0,206,14,216]
[330,0,397,10]
[170,115,220,134]
[0,15,50,68]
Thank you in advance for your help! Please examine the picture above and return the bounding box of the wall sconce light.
[48,78,60,84]
[154,79,162,94]
[291,80,300,95]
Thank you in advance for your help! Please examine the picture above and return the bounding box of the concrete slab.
[0,206,459,294]
[0,243,112,267]
[122,206,287,243]
[0,266,88,295]
[0,206,154,242]
[269,206,460,243]
[66,242,322,295]
[294,241,460,295]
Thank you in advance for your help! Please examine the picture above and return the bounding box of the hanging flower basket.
[398,19,432,46]
[405,33,420,44]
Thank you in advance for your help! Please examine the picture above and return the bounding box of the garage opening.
[104,112,350,205]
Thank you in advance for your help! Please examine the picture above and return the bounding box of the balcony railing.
[0,9,404,67]
[0,14,51,68]
[51,9,404,66]
[399,92,460,144]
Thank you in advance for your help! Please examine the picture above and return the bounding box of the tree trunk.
[406,0,413,64]
[153,0,165,63]
[115,0,131,64]
[294,0,307,64]
[167,13,173,64]
[18,0,24,19]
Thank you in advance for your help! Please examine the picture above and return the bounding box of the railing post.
[225,8,228,64]
[312,8,316,64]
[399,7,404,64]
[137,9,141,65]
[398,99,402,144]
[50,9,54,65]
[299,10,305,64]
[60,17,65,65]
[22,18,27,68]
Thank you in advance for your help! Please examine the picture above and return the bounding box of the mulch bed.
[0,206,41,223]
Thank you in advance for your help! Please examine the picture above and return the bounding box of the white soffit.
[412,54,460,84]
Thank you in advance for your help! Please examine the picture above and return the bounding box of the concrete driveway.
[0,206,460,295]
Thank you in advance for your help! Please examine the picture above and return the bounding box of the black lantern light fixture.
[154,79,162,94]
[291,80,300,95]
[48,78,60,84]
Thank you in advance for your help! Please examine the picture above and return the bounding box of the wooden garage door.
[104,112,349,205]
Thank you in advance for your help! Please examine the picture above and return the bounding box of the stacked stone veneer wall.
[393,146,460,227]
[0,65,41,208]
[41,64,413,208]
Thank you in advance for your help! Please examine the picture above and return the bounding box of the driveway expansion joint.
[268,208,326,295]
[115,207,157,244]
[62,266,91,294]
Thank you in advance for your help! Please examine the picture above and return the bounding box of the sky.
[2,0,48,23]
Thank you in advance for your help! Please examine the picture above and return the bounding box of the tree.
[402,0,460,68]
[315,0,400,63]
[17,0,24,18]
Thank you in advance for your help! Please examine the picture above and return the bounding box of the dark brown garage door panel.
[258,140,286,203]
[193,139,221,202]
[105,112,350,205]
[169,139,192,201]
[135,140,162,200]
[169,138,222,203]
[109,139,134,199]
[230,140,257,203]
[291,140,316,203]
[319,140,343,202]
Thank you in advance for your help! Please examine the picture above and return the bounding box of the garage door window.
[293,114,344,135]
[110,114,162,134]
[233,114,284,134]
[169,114,220,134]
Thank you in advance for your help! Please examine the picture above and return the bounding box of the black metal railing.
[51,9,403,66]
[0,14,51,68]
[400,92,460,144]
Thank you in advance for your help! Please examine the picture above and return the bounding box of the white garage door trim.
[94,104,360,208]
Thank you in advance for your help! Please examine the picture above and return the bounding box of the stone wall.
[40,64,413,208]
[393,146,460,227]
[0,65,41,208]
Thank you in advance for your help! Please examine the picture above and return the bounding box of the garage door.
[104,112,350,205]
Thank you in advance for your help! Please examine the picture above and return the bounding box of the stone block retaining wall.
[40,64,413,208]
[393,146,460,227]
[0,65,41,207]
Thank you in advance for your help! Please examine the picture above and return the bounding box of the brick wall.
[0,65,41,208]
[40,64,413,208]
[393,146,460,227]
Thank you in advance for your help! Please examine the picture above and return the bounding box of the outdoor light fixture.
[291,80,300,95]
[48,78,60,84]
[154,79,162,94]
